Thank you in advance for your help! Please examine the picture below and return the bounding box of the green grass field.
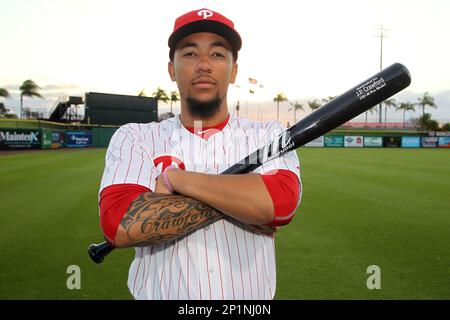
[0,148,449,299]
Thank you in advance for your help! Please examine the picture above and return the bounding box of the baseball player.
[98,8,302,300]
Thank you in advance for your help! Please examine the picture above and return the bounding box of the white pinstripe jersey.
[99,114,301,300]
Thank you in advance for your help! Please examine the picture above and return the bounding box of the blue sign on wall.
[438,137,450,148]
[65,131,93,147]
[421,137,438,148]
[401,136,421,148]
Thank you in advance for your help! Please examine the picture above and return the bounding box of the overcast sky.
[1,0,449,124]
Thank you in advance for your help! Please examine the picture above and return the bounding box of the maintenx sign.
[65,131,93,148]
[0,129,42,150]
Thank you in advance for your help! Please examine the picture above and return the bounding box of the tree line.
[140,87,180,115]
[272,91,449,131]
[1,83,448,131]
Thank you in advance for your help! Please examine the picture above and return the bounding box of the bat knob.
[88,244,105,264]
[88,240,115,264]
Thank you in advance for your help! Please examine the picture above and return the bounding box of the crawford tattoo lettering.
[120,193,223,246]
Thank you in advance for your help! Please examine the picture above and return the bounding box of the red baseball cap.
[168,8,242,61]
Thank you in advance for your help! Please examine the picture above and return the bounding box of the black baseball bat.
[88,62,411,263]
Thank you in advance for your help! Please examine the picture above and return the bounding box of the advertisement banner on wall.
[41,129,52,149]
[364,136,383,147]
[324,135,344,147]
[304,136,324,147]
[65,131,93,148]
[438,137,450,148]
[0,129,42,150]
[344,136,364,147]
[401,136,421,148]
[51,131,65,149]
[383,136,401,147]
[421,137,438,148]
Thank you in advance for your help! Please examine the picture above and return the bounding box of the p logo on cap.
[168,8,242,61]
[198,9,213,19]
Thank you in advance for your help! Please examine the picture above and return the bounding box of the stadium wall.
[1,119,449,150]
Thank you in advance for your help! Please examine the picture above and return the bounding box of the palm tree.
[273,93,287,121]
[289,101,304,123]
[383,98,397,123]
[0,88,11,98]
[138,89,146,97]
[151,87,170,104]
[416,113,439,131]
[416,92,436,116]
[19,80,43,119]
[364,106,378,125]
[307,99,322,112]
[397,102,415,128]
[169,91,180,114]
[0,88,11,118]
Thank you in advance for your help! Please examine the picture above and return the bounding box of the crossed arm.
[113,170,275,248]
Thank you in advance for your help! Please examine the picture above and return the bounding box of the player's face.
[168,32,238,105]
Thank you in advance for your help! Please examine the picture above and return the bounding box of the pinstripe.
[222,220,235,299]
[159,243,167,299]
[123,144,134,182]
[186,236,190,300]
[137,248,147,297]
[212,223,224,299]
[136,151,144,184]
[177,241,182,299]
[252,232,261,299]
[152,245,159,299]
[112,134,127,184]
[203,229,212,299]
[232,222,245,298]
[166,242,176,299]
[242,224,253,299]
[141,245,153,296]
[132,248,144,297]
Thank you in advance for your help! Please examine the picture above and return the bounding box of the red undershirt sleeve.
[260,169,301,227]
[99,184,151,244]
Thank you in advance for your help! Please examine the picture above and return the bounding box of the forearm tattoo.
[120,192,224,247]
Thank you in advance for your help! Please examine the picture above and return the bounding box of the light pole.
[375,25,388,123]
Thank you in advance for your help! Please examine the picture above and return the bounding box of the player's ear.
[168,61,176,82]
[230,62,238,84]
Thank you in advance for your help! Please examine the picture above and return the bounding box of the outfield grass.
[276,148,450,299]
[0,148,449,299]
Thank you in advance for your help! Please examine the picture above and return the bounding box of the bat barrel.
[288,63,411,148]
[88,241,114,264]
[223,63,411,175]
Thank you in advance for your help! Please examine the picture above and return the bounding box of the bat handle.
[88,241,115,264]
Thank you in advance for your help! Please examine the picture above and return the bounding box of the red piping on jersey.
[184,113,230,140]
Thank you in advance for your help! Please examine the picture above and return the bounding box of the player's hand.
[155,174,173,194]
